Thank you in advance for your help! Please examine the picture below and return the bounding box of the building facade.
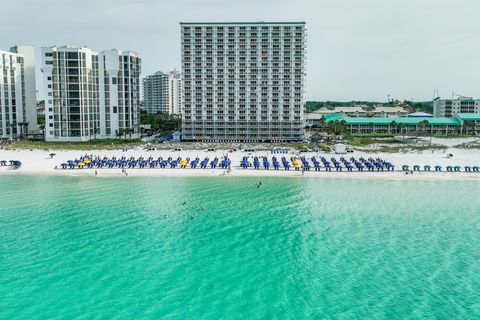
[311,105,408,119]
[433,98,480,118]
[41,46,141,141]
[180,22,307,142]
[143,70,181,114]
[0,46,37,139]
[323,113,462,135]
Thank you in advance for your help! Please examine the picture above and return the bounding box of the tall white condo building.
[0,46,37,139]
[180,22,307,142]
[143,70,181,114]
[41,46,141,141]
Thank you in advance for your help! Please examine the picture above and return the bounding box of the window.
[113,106,117,113]
[67,52,78,59]
[112,77,117,85]
[45,52,53,57]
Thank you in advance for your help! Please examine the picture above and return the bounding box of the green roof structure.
[324,113,461,126]
[455,113,480,121]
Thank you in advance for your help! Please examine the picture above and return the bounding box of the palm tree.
[419,120,430,143]
[397,123,406,140]
[18,121,29,139]
[463,120,476,135]
[390,121,397,134]
[117,129,124,140]
[319,116,326,130]
[368,122,374,134]
[419,120,430,134]
[338,120,347,135]
[39,123,45,140]
[326,121,335,135]
[126,128,134,140]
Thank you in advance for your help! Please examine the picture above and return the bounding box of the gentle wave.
[0,177,479,319]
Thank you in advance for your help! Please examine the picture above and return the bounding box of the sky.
[2,0,479,102]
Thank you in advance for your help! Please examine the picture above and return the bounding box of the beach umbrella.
[435,165,442,171]
[454,166,461,172]
[402,165,409,171]
[464,166,471,172]
[472,166,479,172]
[413,165,420,171]
[424,165,431,171]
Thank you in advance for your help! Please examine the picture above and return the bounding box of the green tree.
[418,120,430,143]
[390,121,397,134]
[37,115,45,126]
[419,120,430,134]
[463,120,476,135]
[117,129,124,139]
[368,122,374,134]
[140,110,181,133]
[397,123,406,140]
[124,128,135,139]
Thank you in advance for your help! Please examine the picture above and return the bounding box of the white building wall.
[180,22,307,142]
[11,45,37,134]
[169,71,181,114]
[0,49,34,139]
[143,70,181,115]
[42,46,141,142]
[433,98,480,117]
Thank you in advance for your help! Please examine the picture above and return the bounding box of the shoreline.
[3,165,480,182]
[1,147,480,181]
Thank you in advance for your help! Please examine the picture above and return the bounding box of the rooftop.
[408,112,433,117]
[455,113,480,121]
[314,106,407,114]
[180,21,305,25]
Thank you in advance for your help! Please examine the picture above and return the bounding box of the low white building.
[313,105,408,118]
[0,46,37,139]
[42,46,141,141]
[305,105,408,127]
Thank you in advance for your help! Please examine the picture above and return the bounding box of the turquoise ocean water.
[1,176,479,319]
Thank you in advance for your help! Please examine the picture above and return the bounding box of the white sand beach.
[1,145,480,180]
